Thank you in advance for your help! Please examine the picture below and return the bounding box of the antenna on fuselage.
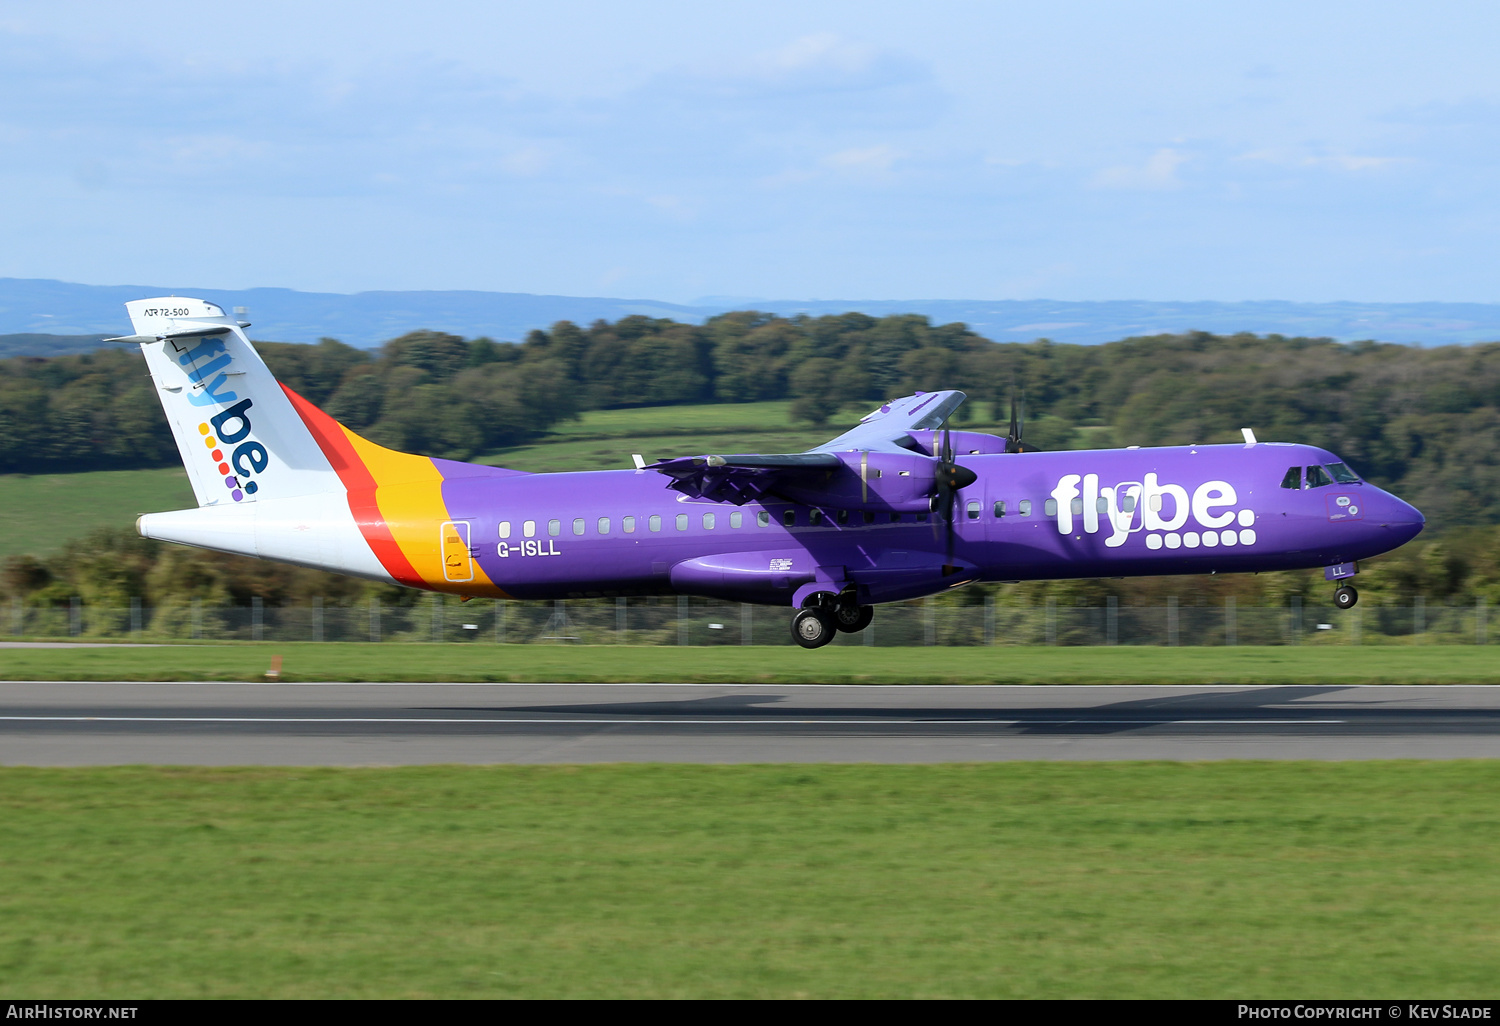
[1242,428,1258,445]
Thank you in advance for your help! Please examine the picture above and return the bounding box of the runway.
[2,681,1500,763]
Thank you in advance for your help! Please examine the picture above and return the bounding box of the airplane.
[113,297,1426,649]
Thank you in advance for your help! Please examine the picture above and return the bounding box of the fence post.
[678,595,689,646]
[985,595,995,646]
[192,597,202,640]
[1479,597,1488,646]
[252,596,263,642]
[432,594,443,643]
[312,596,323,643]
[70,596,80,637]
[494,600,505,645]
[11,597,21,637]
[618,596,628,644]
[741,602,752,646]
[1166,595,1177,647]
[1290,595,1302,644]
[1350,603,1361,646]
[1107,595,1119,646]
[1045,597,1057,647]
[370,598,381,643]
[1225,596,1236,647]
[1415,596,1425,638]
[924,597,935,646]
[130,596,141,639]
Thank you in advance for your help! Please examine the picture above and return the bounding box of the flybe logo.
[175,336,240,407]
[1050,473,1258,550]
[197,399,268,502]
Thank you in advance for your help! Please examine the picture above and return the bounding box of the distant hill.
[4,277,1500,352]
[0,333,114,359]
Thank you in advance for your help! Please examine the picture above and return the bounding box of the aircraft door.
[440,520,475,583]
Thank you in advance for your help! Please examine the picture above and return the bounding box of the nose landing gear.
[1334,585,1359,610]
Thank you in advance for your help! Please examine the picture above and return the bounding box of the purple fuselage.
[439,441,1424,605]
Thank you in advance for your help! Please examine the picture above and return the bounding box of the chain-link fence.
[5,595,1493,646]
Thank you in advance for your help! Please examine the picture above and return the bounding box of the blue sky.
[2,0,1499,303]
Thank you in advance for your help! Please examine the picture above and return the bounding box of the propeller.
[930,421,977,570]
[1004,392,1034,454]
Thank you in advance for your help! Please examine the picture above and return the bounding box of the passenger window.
[523,520,536,538]
[702,512,715,530]
[783,510,796,527]
[649,515,661,532]
[573,518,585,536]
[1044,499,1058,517]
[1018,500,1032,517]
[809,509,823,526]
[916,512,929,523]
[623,516,636,533]
[966,499,981,520]
[1149,494,1163,512]
[863,511,875,525]
[1280,467,1302,490]
[1306,465,1333,488]
[498,521,512,539]
[1121,495,1137,513]
[597,517,609,534]
[1070,497,1083,515]
[890,512,902,523]
[1326,463,1360,484]
[730,511,743,528]
[836,510,849,526]
[676,513,689,530]
[757,511,770,527]
[993,500,1005,518]
[549,519,561,536]
[1096,497,1108,513]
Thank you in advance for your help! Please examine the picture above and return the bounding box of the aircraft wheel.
[792,608,836,649]
[833,604,874,633]
[1335,585,1359,610]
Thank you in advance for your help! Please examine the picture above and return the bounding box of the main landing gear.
[791,598,875,649]
[1334,585,1359,610]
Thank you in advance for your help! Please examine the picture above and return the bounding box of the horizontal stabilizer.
[647,452,841,504]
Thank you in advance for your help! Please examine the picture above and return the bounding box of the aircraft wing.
[646,452,842,504]
[809,390,966,454]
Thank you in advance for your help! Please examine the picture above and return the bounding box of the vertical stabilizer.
[122,298,341,507]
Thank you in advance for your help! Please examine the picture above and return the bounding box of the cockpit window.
[1280,467,1302,490]
[1325,463,1360,484]
[1305,465,1333,488]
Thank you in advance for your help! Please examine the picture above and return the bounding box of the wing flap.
[646,452,842,504]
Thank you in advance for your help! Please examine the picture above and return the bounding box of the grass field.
[3,761,1498,998]
[0,468,195,559]
[0,400,1091,552]
[4,643,1499,684]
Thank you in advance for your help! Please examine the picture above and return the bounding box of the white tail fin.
[122,297,342,507]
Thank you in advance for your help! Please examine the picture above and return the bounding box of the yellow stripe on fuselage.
[341,428,501,596]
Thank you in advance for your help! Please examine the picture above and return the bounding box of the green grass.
[5,643,1500,684]
[2,762,1498,997]
[0,468,195,558]
[0,400,1027,544]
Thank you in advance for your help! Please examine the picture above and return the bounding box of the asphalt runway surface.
[2,681,1500,763]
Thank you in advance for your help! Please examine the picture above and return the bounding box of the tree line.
[2,312,1499,530]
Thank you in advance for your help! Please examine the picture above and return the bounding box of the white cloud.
[1091,148,1189,190]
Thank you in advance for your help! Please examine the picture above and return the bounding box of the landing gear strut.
[1335,585,1359,610]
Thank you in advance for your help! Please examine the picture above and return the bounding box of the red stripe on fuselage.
[280,384,424,587]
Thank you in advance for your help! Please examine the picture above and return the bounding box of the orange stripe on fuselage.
[281,384,500,595]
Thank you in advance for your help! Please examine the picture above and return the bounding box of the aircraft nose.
[1374,491,1425,541]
